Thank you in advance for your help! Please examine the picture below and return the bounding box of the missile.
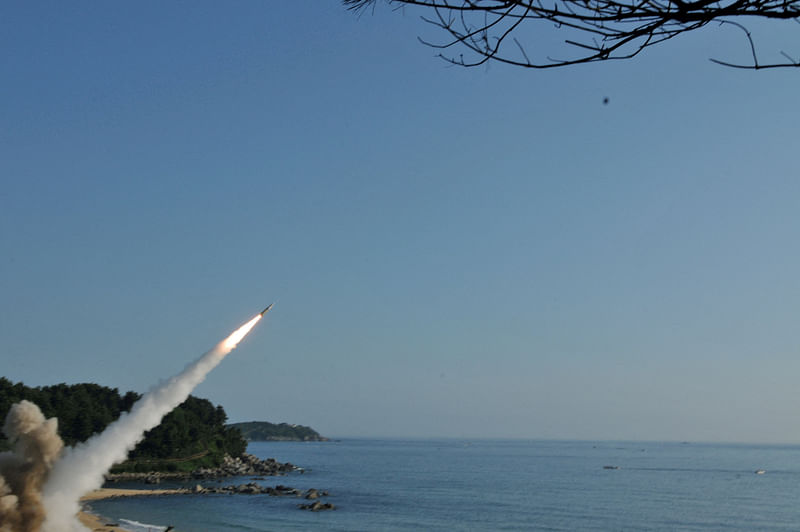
[260,303,274,316]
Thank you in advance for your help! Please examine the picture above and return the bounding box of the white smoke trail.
[41,314,263,532]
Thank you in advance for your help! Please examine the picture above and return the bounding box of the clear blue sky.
[1,2,798,442]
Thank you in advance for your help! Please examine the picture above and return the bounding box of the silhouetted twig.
[344,0,800,69]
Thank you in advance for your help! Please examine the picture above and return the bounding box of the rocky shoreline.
[101,453,336,511]
[106,453,300,484]
[87,484,336,512]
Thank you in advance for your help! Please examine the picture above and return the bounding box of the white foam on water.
[118,517,169,531]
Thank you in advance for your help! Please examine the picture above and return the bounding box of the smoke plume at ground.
[0,401,64,532]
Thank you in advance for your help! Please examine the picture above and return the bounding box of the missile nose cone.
[260,303,274,316]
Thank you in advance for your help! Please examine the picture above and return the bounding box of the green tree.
[0,379,247,470]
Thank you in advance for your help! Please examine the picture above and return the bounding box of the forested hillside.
[229,421,327,441]
[0,378,246,471]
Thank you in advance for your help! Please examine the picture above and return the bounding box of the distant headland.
[229,421,328,442]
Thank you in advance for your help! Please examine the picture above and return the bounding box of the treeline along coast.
[0,378,325,475]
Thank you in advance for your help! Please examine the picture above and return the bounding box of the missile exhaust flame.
[222,314,262,351]
[36,307,272,531]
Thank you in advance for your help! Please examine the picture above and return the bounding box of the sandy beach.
[77,509,127,532]
[79,488,186,531]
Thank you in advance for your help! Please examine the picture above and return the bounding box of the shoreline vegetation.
[106,453,300,484]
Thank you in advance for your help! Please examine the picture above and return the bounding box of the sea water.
[88,440,800,531]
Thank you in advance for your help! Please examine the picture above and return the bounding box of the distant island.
[229,421,328,442]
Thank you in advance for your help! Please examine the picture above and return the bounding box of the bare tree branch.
[343,0,800,69]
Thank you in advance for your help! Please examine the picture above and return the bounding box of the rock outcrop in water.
[191,483,327,497]
[298,501,336,511]
[194,453,298,477]
[106,453,298,483]
[190,483,335,509]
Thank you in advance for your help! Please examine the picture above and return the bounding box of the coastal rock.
[298,501,336,511]
[190,482,327,498]
[241,484,262,494]
[269,484,301,496]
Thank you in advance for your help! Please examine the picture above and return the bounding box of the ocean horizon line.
[266,435,800,448]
